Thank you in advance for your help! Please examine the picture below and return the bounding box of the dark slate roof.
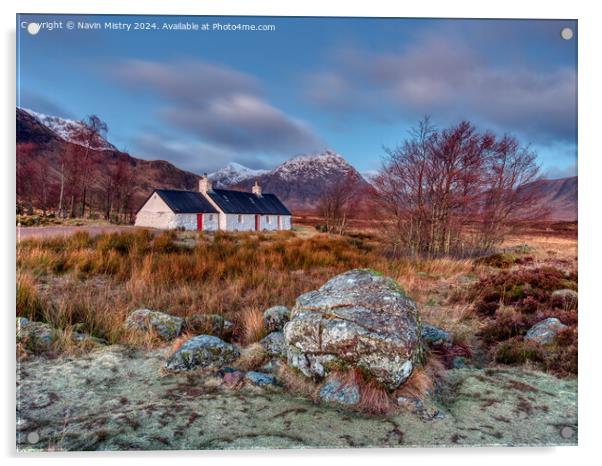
[206,189,291,215]
[153,189,218,214]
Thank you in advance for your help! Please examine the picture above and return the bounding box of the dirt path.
[17,346,577,451]
[16,225,150,241]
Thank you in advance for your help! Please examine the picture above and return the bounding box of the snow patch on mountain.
[20,108,115,151]
[270,150,357,182]
[209,162,269,188]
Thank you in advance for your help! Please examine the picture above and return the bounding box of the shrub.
[493,337,545,365]
[474,253,517,269]
[239,307,266,345]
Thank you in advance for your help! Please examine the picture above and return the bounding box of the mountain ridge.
[16,107,577,220]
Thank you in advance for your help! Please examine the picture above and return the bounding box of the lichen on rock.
[165,335,239,371]
[283,269,423,389]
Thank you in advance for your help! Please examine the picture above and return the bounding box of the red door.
[196,213,203,231]
[255,214,260,231]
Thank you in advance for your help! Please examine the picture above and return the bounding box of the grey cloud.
[305,36,576,143]
[111,59,323,154]
[133,133,235,173]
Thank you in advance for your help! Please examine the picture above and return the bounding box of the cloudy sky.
[17,15,577,177]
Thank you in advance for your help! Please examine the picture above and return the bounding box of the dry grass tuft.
[239,307,266,345]
[274,364,319,400]
[394,356,445,401]
[232,343,268,371]
[344,368,396,415]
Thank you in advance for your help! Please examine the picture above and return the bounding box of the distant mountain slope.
[20,108,117,150]
[522,176,577,221]
[209,162,269,188]
[231,151,372,210]
[17,108,200,213]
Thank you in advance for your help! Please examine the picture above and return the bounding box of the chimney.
[199,173,213,193]
[252,180,262,197]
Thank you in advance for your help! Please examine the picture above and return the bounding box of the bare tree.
[372,118,544,257]
[317,171,361,235]
[70,115,108,217]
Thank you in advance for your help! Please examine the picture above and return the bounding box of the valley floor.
[17,346,577,451]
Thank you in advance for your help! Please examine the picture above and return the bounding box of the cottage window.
[238,214,243,223]
[267,216,271,224]
[208,214,213,221]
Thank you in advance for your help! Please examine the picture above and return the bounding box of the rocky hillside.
[17,108,200,212]
[20,108,117,151]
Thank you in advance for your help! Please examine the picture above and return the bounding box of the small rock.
[259,331,286,357]
[222,370,245,388]
[420,324,452,347]
[125,309,183,341]
[245,371,277,386]
[263,306,290,333]
[525,318,568,345]
[165,335,239,371]
[185,314,224,336]
[551,289,578,310]
[16,320,55,351]
[319,378,360,406]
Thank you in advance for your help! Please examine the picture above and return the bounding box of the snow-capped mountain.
[208,162,269,188]
[20,108,116,151]
[230,150,371,210]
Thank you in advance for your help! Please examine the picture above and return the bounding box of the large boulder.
[283,269,423,389]
[125,309,183,341]
[165,335,239,371]
[525,318,568,345]
[263,306,290,333]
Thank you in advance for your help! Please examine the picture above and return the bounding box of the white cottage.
[135,175,292,232]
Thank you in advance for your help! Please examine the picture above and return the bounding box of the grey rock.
[263,306,290,333]
[185,314,224,336]
[283,269,422,389]
[420,324,452,347]
[525,318,568,345]
[245,371,277,386]
[16,319,54,351]
[259,332,286,357]
[319,378,360,406]
[125,309,183,341]
[165,335,239,371]
[551,289,578,310]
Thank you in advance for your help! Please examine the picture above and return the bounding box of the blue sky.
[17,14,577,177]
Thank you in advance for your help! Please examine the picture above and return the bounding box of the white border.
[3,1,601,464]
